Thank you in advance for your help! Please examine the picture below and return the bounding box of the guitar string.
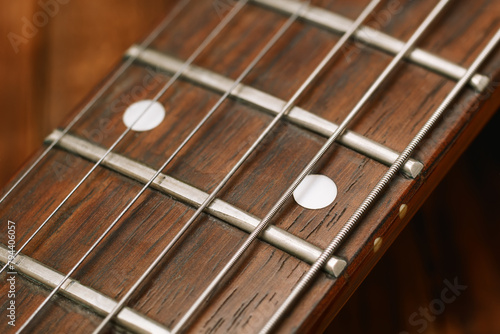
[92,0,382,332]
[90,1,312,332]
[0,0,190,207]
[14,1,250,332]
[261,27,500,334]
[2,0,247,278]
[0,0,194,275]
[172,0,453,332]
[15,1,309,332]
[16,0,315,332]
[172,0,387,331]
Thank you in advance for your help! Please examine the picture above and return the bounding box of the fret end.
[44,129,64,145]
[405,160,424,179]
[327,257,347,277]
[471,74,490,93]
[125,44,141,59]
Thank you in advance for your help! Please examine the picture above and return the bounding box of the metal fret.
[126,45,423,178]
[45,130,346,277]
[0,245,170,334]
[252,0,490,92]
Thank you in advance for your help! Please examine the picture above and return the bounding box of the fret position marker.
[123,100,165,131]
[293,174,337,210]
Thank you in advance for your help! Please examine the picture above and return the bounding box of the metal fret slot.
[126,45,424,178]
[0,245,170,334]
[252,0,490,92]
[45,130,347,277]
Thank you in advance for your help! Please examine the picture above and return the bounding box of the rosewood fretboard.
[1,0,499,333]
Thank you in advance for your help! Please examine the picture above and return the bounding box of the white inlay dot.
[293,174,337,210]
[123,100,165,131]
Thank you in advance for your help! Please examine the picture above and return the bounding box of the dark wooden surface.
[0,1,499,333]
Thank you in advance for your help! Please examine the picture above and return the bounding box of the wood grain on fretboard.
[0,0,499,333]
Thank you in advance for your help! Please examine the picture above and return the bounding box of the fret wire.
[0,0,191,276]
[127,46,424,178]
[0,0,190,207]
[0,245,171,334]
[164,0,385,331]
[45,129,346,276]
[15,2,248,332]
[91,2,312,333]
[261,27,500,334]
[253,0,491,92]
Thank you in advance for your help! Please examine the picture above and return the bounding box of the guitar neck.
[1,0,499,333]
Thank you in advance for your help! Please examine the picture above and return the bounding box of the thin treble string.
[172,0,383,331]
[91,2,312,333]
[15,2,249,332]
[0,0,190,207]
[261,26,500,334]
[0,0,192,275]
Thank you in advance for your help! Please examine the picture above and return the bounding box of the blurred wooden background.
[0,0,175,188]
[0,1,499,333]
